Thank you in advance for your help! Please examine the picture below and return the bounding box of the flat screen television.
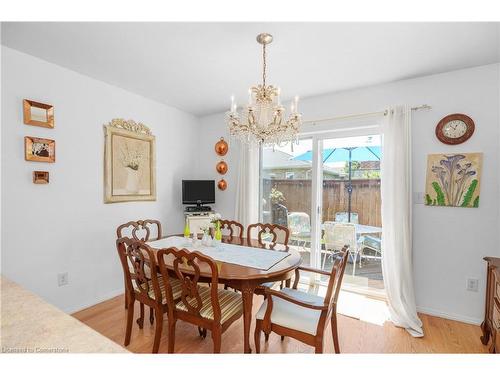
[182,180,215,206]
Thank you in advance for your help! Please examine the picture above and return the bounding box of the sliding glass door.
[259,130,384,295]
[319,134,384,295]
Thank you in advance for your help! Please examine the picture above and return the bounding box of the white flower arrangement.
[208,213,222,227]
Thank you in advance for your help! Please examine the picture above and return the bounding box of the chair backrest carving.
[218,220,244,239]
[116,219,162,241]
[323,246,350,313]
[157,247,221,322]
[116,237,162,302]
[247,223,290,249]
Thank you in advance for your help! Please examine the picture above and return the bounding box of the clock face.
[436,114,474,145]
[442,120,467,139]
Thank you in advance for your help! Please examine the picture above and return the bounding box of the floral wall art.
[104,119,156,203]
[425,153,482,208]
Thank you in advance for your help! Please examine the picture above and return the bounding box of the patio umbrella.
[293,146,381,222]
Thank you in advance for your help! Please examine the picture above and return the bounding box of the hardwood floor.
[72,293,489,354]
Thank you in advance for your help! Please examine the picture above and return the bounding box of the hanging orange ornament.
[215,137,229,156]
[217,179,227,191]
[216,160,228,175]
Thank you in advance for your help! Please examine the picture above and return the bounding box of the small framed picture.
[25,136,56,163]
[33,171,49,184]
[23,99,54,128]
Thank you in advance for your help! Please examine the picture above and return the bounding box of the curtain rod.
[302,104,431,125]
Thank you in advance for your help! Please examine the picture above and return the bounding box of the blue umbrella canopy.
[293,146,381,163]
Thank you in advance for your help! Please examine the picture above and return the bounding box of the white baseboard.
[417,306,482,326]
[64,288,124,315]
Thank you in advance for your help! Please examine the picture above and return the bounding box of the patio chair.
[322,222,362,276]
[359,235,382,263]
[287,212,311,250]
[334,212,359,224]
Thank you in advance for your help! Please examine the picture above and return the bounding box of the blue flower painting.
[425,153,482,208]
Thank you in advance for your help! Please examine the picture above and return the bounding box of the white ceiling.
[2,22,499,116]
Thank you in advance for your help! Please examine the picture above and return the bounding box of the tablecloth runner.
[148,236,290,271]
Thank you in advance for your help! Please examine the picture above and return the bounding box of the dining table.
[147,235,302,353]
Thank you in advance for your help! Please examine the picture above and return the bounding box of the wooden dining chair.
[117,219,162,242]
[116,237,183,353]
[254,246,349,354]
[218,219,244,239]
[247,223,291,332]
[247,223,290,249]
[117,219,163,324]
[157,247,244,353]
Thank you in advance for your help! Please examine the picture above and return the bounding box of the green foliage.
[343,161,360,174]
[425,194,433,205]
[269,187,285,204]
[461,179,478,207]
[473,196,480,208]
[360,170,381,179]
[432,182,446,206]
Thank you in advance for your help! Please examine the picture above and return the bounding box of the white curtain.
[380,105,424,337]
[234,142,260,229]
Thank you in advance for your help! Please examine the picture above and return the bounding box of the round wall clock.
[435,113,475,145]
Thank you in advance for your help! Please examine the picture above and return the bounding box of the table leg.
[241,280,255,354]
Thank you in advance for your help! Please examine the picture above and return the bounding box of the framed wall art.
[23,99,54,128]
[104,119,156,203]
[33,171,49,184]
[24,136,55,163]
[425,152,482,208]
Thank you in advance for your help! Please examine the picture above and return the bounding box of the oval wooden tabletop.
[148,235,302,281]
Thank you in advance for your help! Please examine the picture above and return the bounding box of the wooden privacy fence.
[262,178,381,227]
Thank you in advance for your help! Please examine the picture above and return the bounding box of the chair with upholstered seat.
[116,237,183,353]
[117,219,163,324]
[254,247,349,354]
[246,223,290,292]
[157,247,243,353]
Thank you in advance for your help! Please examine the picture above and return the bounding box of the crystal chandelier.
[227,33,301,146]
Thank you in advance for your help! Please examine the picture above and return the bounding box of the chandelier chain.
[262,43,267,88]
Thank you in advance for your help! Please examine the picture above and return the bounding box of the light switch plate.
[57,272,69,287]
[466,278,479,292]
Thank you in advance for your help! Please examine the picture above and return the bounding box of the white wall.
[197,64,500,324]
[1,46,200,313]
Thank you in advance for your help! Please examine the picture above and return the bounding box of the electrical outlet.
[57,272,69,287]
[466,278,478,292]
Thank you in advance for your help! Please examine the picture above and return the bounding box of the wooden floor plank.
[72,294,489,354]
